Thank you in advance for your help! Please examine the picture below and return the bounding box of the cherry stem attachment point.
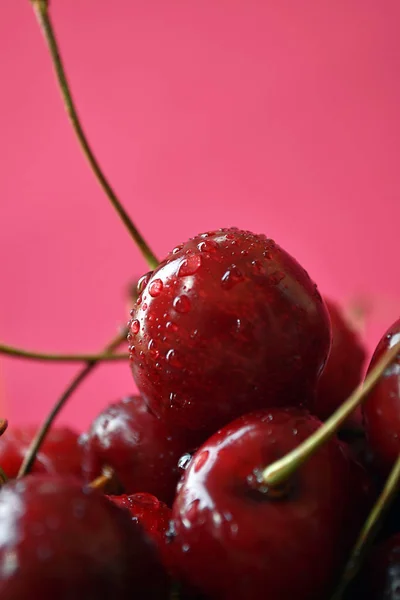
[30,0,158,271]
[332,455,400,600]
[0,343,128,363]
[87,466,115,492]
[263,340,400,488]
[17,327,128,478]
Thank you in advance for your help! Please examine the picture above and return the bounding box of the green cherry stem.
[263,340,400,488]
[0,420,9,484]
[332,455,400,600]
[17,327,128,478]
[0,343,128,362]
[30,0,158,270]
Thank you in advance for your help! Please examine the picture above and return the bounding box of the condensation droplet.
[221,265,244,290]
[197,240,218,253]
[137,272,153,294]
[148,339,159,359]
[178,254,202,277]
[166,349,182,368]
[173,295,191,313]
[130,319,140,334]
[149,279,163,297]
[166,321,179,333]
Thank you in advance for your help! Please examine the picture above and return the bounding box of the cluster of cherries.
[2,2,399,598]
[0,227,399,600]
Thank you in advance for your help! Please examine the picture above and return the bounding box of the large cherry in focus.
[0,475,168,599]
[363,317,400,474]
[81,396,195,504]
[169,408,371,600]
[0,426,83,479]
[129,228,331,433]
[312,299,366,421]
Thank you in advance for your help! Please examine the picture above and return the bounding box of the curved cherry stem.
[263,340,400,488]
[17,327,128,478]
[30,0,158,270]
[331,454,400,600]
[0,343,128,362]
[87,465,115,492]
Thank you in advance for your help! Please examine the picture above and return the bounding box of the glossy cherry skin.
[312,299,366,421]
[352,533,400,599]
[108,492,173,572]
[0,426,83,479]
[362,318,400,474]
[0,475,169,599]
[129,228,331,433]
[81,396,195,505]
[169,408,372,600]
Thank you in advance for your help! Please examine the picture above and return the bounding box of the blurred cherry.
[363,318,400,474]
[312,298,366,421]
[81,396,196,505]
[0,475,169,599]
[0,426,83,479]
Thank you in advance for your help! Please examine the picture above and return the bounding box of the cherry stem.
[17,327,128,478]
[332,455,400,600]
[30,0,158,271]
[0,343,128,363]
[87,466,114,492]
[263,340,400,488]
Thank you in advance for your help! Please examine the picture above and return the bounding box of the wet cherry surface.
[169,407,372,600]
[351,533,400,600]
[129,228,331,434]
[363,317,400,474]
[81,396,196,505]
[0,475,169,599]
[0,426,83,479]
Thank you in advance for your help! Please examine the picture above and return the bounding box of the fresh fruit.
[0,475,169,599]
[351,533,400,599]
[0,426,83,479]
[108,492,172,568]
[81,395,195,504]
[363,317,400,473]
[169,407,371,600]
[312,298,366,421]
[129,229,331,434]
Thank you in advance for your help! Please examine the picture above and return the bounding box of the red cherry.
[0,475,169,599]
[169,408,372,600]
[353,533,400,599]
[0,426,83,479]
[129,228,331,433]
[363,318,400,474]
[81,396,195,505]
[312,298,366,421]
[108,492,172,571]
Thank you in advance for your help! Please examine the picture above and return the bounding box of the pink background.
[0,1,399,430]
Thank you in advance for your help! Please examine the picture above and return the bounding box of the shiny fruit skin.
[363,318,400,473]
[0,475,169,599]
[170,408,371,600]
[129,228,331,433]
[312,298,366,420]
[81,396,194,505]
[0,426,83,479]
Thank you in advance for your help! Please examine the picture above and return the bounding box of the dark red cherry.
[81,396,195,505]
[363,318,400,474]
[129,228,331,433]
[169,408,372,600]
[312,298,366,421]
[108,492,171,549]
[0,426,83,479]
[0,475,168,599]
[108,492,172,572]
[352,533,400,599]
